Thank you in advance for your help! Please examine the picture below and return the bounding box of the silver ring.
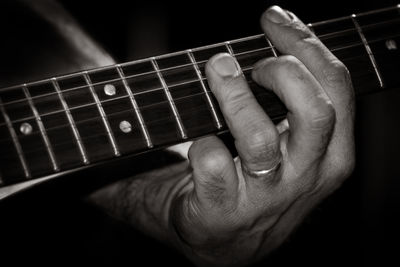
[242,160,281,178]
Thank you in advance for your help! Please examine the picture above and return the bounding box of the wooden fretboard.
[0,5,399,187]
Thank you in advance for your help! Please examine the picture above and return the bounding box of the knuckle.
[323,60,351,88]
[221,82,251,111]
[248,127,278,150]
[242,126,280,162]
[308,99,336,131]
[219,78,257,119]
[196,147,230,175]
[293,30,320,53]
[275,55,303,75]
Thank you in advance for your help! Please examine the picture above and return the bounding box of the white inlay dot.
[119,120,132,133]
[104,84,116,96]
[20,122,32,135]
[386,39,397,51]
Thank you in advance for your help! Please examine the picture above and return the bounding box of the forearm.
[88,159,192,244]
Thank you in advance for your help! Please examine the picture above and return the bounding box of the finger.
[205,53,281,175]
[252,56,335,169]
[260,5,355,173]
[260,6,354,111]
[188,136,239,208]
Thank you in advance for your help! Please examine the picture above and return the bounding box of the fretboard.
[0,5,399,187]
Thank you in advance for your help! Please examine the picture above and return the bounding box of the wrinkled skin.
[91,6,355,267]
[2,2,354,265]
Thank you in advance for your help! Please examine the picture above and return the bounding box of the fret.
[156,60,198,87]
[187,49,223,129]
[22,85,59,172]
[27,83,65,117]
[351,14,384,88]
[225,36,286,115]
[229,36,276,69]
[1,6,398,188]
[152,53,224,138]
[120,61,181,146]
[156,53,191,69]
[88,68,129,103]
[192,44,230,63]
[230,35,270,54]
[25,81,84,170]
[83,72,120,157]
[313,18,361,49]
[307,23,315,34]
[1,100,34,122]
[355,5,400,88]
[224,41,234,55]
[0,120,27,182]
[51,78,89,164]
[116,65,154,148]
[355,5,400,27]
[266,38,278,57]
[0,98,31,178]
[99,96,149,154]
[312,17,381,94]
[38,112,82,170]
[150,58,188,139]
[58,75,115,162]
[0,86,26,103]
[1,86,57,179]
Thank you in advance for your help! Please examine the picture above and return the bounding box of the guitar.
[0,5,399,200]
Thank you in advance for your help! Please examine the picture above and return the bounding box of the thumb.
[188,136,239,211]
[170,136,239,246]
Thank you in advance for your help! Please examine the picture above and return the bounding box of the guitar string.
[0,18,398,138]
[0,11,398,168]
[0,29,398,133]
[0,68,265,144]
[0,35,396,151]
[0,15,399,107]
[0,89,282,156]
[0,32,391,149]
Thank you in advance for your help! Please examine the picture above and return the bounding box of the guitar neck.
[0,5,399,187]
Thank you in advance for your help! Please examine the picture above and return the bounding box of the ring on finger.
[242,159,281,179]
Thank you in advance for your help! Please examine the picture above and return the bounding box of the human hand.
[169,6,355,266]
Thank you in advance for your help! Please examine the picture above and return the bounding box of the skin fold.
[90,5,355,267]
[2,2,355,266]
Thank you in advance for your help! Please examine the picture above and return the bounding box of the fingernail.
[210,53,241,78]
[265,6,292,24]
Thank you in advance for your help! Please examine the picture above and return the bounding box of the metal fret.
[51,78,89,164]
[22,85,59,172]
[116,65,154,147]
[225,41,234,55]
[187,49,223,130]
[0,98,31,178]
[307,23,316,34]
[351,14,384,88]
[150,58,188,139]
[83,72,121,156]
[265,38,278,57]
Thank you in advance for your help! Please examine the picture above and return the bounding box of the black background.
[1,0,400,266]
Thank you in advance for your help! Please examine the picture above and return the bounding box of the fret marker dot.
[104,84,116,96]
[119,120,132,133]
[386,39,397,51]
[20,122,32,135]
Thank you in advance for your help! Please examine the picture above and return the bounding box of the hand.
[169,6,355,266]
